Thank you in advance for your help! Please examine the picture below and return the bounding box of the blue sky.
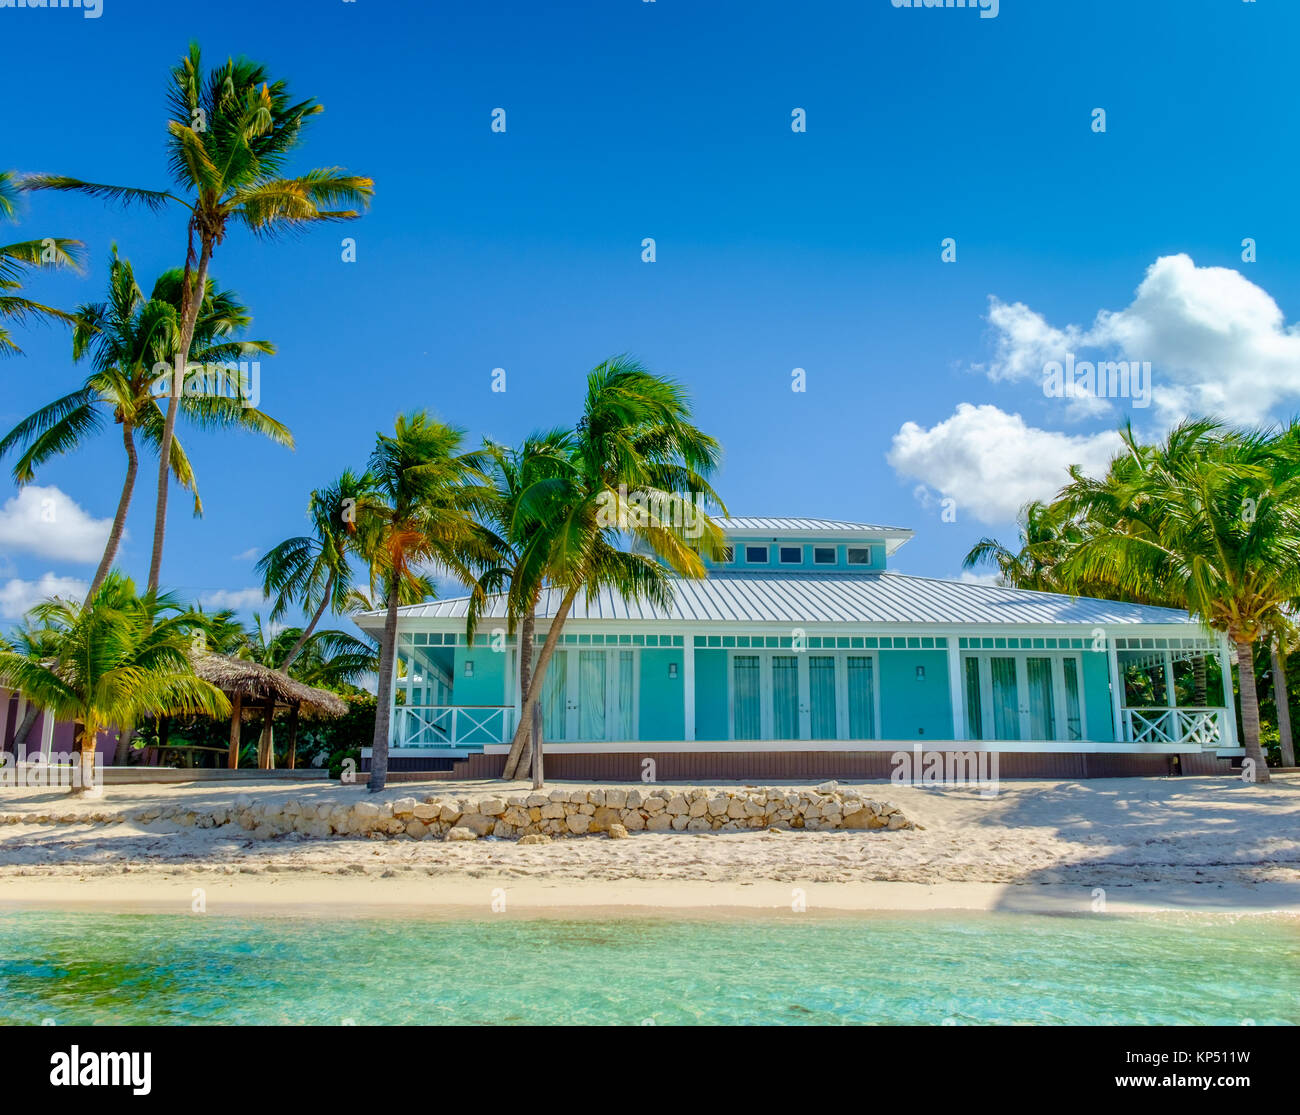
[3,0,1299,625]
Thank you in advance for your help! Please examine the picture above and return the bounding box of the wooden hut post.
[258,695,276,770]
[287,702,301,770]
[227,691,243,769]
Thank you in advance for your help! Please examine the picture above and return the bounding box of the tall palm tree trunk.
[368,588,401,793]
[1193,655,1207,706]
[11,704,38,750]
[1272,641,1295,767]
[148,240,212,592]
[227,692,243,769]
[502,588,576,779]
[87,423,138,603]
[74,723,98,796]
[1235,640,1271,783]
[512,597,538,778]
[280,571,335,671]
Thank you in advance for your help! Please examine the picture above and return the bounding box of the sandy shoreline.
[2,775,1297,917]
[1,873,1297,919]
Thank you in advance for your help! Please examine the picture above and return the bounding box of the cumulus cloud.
[887,403,1123,524]
[983,254,1300,424]
[232,547,260,561]
[0,486,115,564]
[957,569,1003,587]
[0,573,89,620]
[200,587,266,611]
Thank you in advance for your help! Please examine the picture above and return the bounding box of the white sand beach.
[0,775,1297,917]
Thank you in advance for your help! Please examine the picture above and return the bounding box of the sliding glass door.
[729,650,877,741]
[963,652,1086,742]
[525,647,639,742]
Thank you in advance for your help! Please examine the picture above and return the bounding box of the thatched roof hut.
[191,654,348,769]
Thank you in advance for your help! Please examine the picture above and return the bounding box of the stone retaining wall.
[0,783,915,842]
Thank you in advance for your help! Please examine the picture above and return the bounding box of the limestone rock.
[607,823,629,839]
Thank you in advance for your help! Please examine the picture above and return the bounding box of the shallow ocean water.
[1,909,1295,1025]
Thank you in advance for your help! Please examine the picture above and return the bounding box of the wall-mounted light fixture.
[668,662,679,679]
[464,661,475,678]
[915,666,926,681]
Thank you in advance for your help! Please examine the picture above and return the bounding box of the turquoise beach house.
[354,517,1242,779]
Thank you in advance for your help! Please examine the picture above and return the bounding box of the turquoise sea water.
[0,910,1295,1025]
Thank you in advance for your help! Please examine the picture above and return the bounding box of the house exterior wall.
[452,645,508,705]
[638,648,684,740]
[878,649,953,740]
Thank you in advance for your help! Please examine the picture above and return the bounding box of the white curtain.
[733,656,761,739]
[847,656,875,739]
[809,656,837,739]
[991,657,1020,740]
[771,656,799,739]
[617,651,635,739]
[1062,657,1082,740]
[964,657,984,740]
[1026,657,1055,740]
[542,651,567,741]
[579,650,606,740]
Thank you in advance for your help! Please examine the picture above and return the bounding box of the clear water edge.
[1,909,1296,1026]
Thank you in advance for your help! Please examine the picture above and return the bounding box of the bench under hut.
[191,654,348,769]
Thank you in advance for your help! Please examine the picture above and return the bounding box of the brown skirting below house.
[366,749,1238,781]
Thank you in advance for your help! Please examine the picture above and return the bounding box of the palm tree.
[358,412,496,792]
[0,249,289,599]
[467,432,572,778]
[962,501,1080,591]
[500,357,726,781]
[0,617,64,754]
[22,43,373,591]
[257,469,372,672]
[1056,420,1300,783]
[236,613,377,767]
[1266,618,1297,768]
[0,170,81,356]
[0,573,228,792]
[243,618,377,691]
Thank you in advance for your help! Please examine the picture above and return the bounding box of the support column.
[1218,637,1240,748]
[946,638,965,741]
[0,691,10,752]
[227,692,243,769]
[683,637,696,742]
[1106,633,1124,741]
[39,707,55,759]
[1163,651,1177,709]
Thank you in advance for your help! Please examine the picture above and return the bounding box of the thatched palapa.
[191,654,347,770]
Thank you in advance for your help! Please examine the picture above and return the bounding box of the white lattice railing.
[392,705,515,747]
[1122,707,1225,748]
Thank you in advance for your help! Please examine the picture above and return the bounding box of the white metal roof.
[719,517,912,534]
[354,571,1194,630]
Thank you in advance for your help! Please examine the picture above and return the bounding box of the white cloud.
[888,403,1123,524]
[233,547,259,561]
[0,486,116,564]
[200,587,266,611]
[983,254,1300,424]
[957,569,1003,587]
[0,573,89,621]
